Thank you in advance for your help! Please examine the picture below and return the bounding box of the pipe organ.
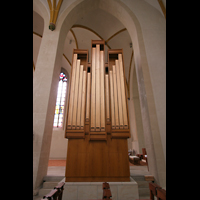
[65,40,130,182]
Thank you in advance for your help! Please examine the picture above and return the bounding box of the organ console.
[65,40,130,182]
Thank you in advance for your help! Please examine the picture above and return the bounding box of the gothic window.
[53,72,67,128]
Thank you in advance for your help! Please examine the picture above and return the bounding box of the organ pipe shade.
[65,41,129,140]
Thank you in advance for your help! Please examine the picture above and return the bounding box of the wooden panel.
[80,71,87,129]
[89,131,107,140]
[95,44,100,131]
[85,72,91,122]
[109,71,115,129]
[91,47,96,131]
[112,65,119,129]
[66,42,130,183]
[65,134,130,182]
[66,132,85,139]
[115,59,123,129]
[105,74,110,122]
[67,54,77,129]
[118,54,128,128]
[76,65,83,129]
[100,51,105,131]
[72,59,81,129]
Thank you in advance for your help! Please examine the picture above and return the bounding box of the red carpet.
[48,160,66,166]
[48,159,144,167]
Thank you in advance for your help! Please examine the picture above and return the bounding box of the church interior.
[33,0,166,199]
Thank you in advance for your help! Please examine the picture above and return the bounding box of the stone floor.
[47,164,150,177]
[34,163,151,200]
[47,166,66,176]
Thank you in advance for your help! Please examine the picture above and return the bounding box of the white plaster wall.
[49,56,71,160]
[49,129,68,159]
[120,0,166,161]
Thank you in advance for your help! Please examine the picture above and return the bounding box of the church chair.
[156,188,166,200]
[42,188,58,200]
[129,155,140,165]
[102,182,110,189]
[54,182,65,200]
[149,182,162,200]
[142,148,147,161]
[103,189,112,199]
[142,148,149,170]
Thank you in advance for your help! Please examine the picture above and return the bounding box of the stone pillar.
[33,26,63,193]
[128,99,139,154]
[135,59,160,185]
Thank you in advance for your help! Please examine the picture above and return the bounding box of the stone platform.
[62,177,139,200]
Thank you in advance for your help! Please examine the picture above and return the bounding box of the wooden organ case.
[65,40,130,182]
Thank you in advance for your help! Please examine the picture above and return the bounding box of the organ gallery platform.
[65,40,131,182]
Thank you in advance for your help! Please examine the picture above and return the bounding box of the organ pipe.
[65,41,129,140]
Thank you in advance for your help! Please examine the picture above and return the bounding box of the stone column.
[128,99,139,154]
[33,26,63,193]
[135,60,160,185]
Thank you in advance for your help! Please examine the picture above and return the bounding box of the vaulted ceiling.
[33,0,165,87]
[33,8,133,82]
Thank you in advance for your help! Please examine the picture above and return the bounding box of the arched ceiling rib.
[33,24,130,68]
[33,6,133,94]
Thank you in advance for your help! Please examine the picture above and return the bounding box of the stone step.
[38,188,52,197]
[43,181,59,189]
[139,187,150,196]
[137,180,149,188]
[138,195,151,199]
[33,195,43,200]
[43,175,65,182]
[131,175,145,181]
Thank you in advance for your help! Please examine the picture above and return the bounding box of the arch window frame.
[53,71,68,128]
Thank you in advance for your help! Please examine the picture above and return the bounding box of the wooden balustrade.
[42,182,65,200]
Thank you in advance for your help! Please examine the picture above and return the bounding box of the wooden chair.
[42,182,65,200]
[54,182,65,200]
[102,182,110,189]
[103,189,112,199]
[42,189,58,200]
[142,148,147,161]
[102,182,112,200]
[137,181,166,200]
[157,188,166,200]
[149,182,162,200]
[136,153,143,160]
[129,155,140,165]
[142,148,149,170]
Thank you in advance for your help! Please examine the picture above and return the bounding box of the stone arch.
[55,0,147,103]
[35,0,164,186]
[53,0,160,183]
[33,0,49,28]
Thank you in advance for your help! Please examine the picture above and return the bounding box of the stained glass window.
[53,72,67,128]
